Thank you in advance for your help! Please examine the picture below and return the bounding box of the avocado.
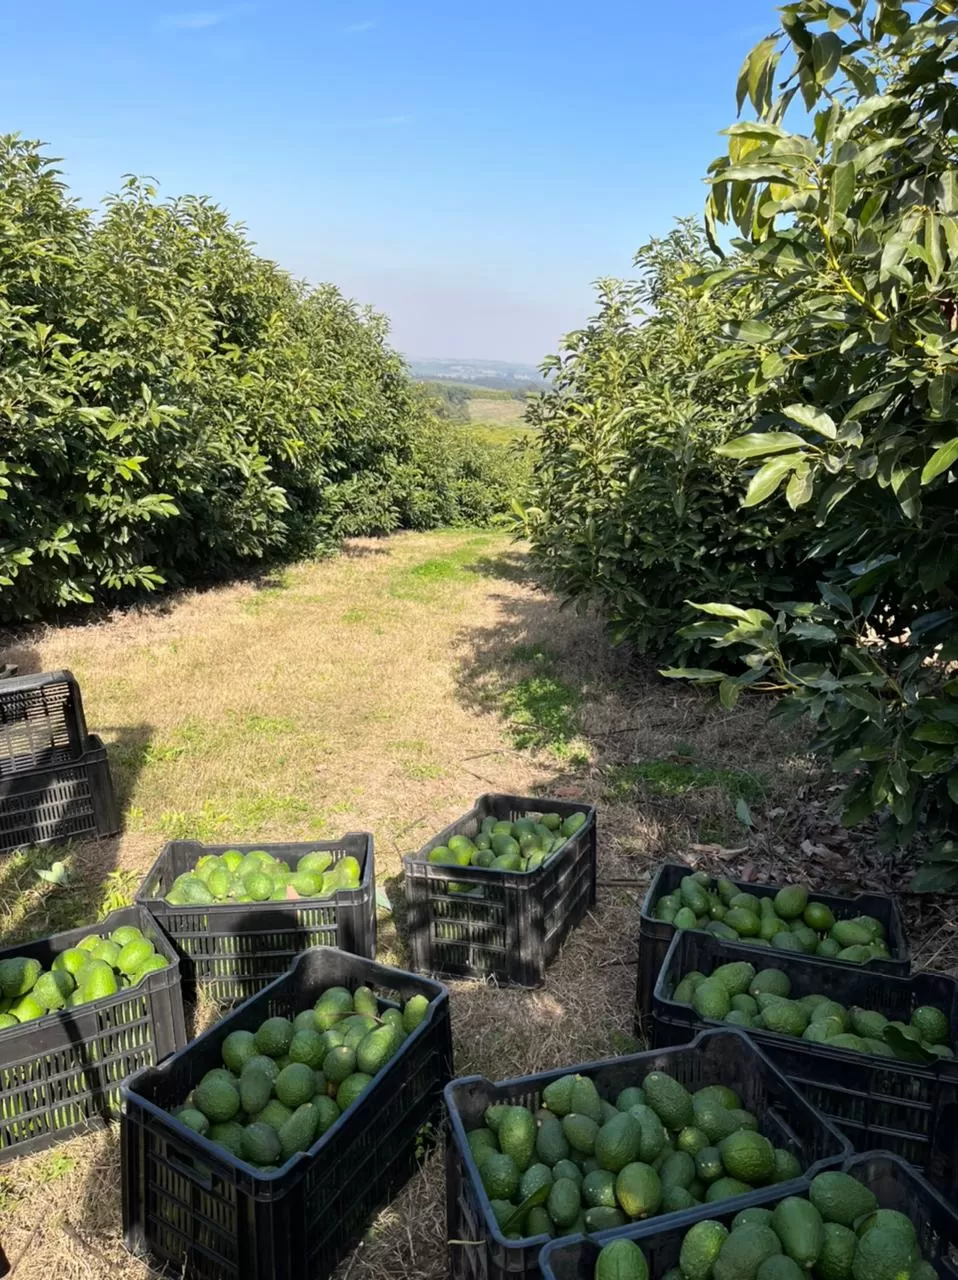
[718,1129,774,1185]
[518,1161,554,1200]
[479,1151,520,1200]
[642,1071,694,1129]
[594,1112,642,1172]
[712,1225,782,1280]
[679,1218,728,1280]
[831,920,872,948]
[692,979,732,1021]
[594,1238,649,1280]
[562,1113,599,1155]
[771,1196,825,1268]
[497,1106,536,1172]
[725,907,761,937]
[816,1222,857,1280]
[850,1227,918,1280]
[773,885,808,920]
[705,1175,753,1202]
[545,1176,581,1228]
[627,1104,667,1162]
[680,876,710,916]
[614,1161,662,1219]
[536,1114,570,1166]
[756,1259,804,1280]
[712,961,756,997]
[278,1102,319,1160]
[582,1167,618,1207]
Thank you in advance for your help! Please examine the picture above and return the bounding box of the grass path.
[0,529,806,1279]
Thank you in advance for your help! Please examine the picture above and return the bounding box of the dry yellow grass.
[466,398,528,425]
[0,529,809,1279]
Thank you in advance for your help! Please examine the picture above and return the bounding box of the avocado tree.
[667,0,958,883]
[523,220,808,660]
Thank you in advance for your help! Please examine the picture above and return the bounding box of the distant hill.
[406,356,547,391]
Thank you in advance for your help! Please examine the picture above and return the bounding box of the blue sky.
[1,2,778,365]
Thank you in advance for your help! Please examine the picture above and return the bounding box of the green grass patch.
[156,791,313,841]
[498,643,589,760]
[604,760,766,803]
[390,539,496,601]
[502,673,582,757]
[468,422,534,447]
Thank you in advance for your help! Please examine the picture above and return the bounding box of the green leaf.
[789,621,837,643]
[503,1184,551,1235]
[375,887,392,912]
[913,722,958,745]
[659,668,726,683]
[690,602,771,623]
[739,36,779,114]
[782,404,837,439]
[722,318,773,345]
[829,161,856,223]
[719,678,741,710]
[882,1024,938,1062]
[811,31,842,84]
[717,432,807,459]
[743,454,801,507]
[785,463,815,509]
[909,862,958,893]
[921,437,958,485]
[735,797,754,827]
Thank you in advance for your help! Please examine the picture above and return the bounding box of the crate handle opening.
[167,1148,216,1191]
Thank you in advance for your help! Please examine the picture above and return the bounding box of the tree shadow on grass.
[449,571,824,892]
[464,548,534,585]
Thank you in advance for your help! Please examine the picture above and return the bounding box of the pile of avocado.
[427,810,586,882]
[655,873,892,964]
[672,961,954,1063]
[469,1069,804,1242]
[172,984,430,1170]
[164,848,361,906]
[592,1171,937,1280]
[0,925,168,1027]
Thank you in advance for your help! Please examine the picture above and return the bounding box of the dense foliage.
[526,2,958,879]
[0,137,512,620]
[523,221,814,659]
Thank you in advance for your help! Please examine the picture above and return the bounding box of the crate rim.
[444,1024,851,1253]
[0,904,182,1052]
[135,831,375,913]
[121,944,448,1182]
[537,1148,956,1273]
[403,792,596,883]
[653,929,956,1075]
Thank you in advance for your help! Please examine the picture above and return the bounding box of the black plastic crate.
[121,946,452,1280]
[445,1027,851,1280]
[0,670,89,778]
[634,861,909,1026]
[0,669,120,852]
[539,1152,958,1280]
[136,835,376,1004]
[0,905,187,1162]
[651,928,958,1194]
[0,737,120,853]
[403,793,596,987]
